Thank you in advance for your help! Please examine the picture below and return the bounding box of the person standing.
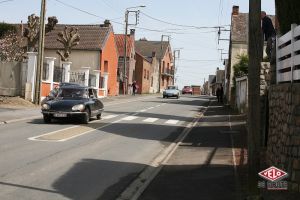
[216,87,221,103]
[261,11,276,61]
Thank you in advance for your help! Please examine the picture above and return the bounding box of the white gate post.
[93,70,100,89]
[44,57,56,90]
[25,52,38,102]
[103,72,109,96]
[81,67,90,86]
[62,61,72,82]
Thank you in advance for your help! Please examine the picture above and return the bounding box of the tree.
[0,23,16,38]
[23,14,58,51]
[0,32,25,62]
[56,26,80,61]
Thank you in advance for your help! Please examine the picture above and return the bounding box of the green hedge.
[0,23,16,38]
[276,0,300,34]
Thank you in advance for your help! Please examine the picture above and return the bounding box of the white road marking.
[102,114,118,119]
[121,116,138,121]
[28,126,80,141]
[139,109,147,112]
[165,120,179,125]
[147,107,155,110]
[143,118,159,123]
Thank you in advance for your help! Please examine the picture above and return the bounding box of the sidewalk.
[138,100,248,200]
[0,94,159,124]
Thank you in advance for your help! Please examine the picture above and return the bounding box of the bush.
[0,23,16,38]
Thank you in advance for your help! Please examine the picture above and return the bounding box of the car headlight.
[42,104,50,110]
[72,104,85,111]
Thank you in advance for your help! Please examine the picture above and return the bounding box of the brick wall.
[267,83,300,192]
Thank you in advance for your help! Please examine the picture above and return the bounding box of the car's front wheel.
[82,108,90,124]
[43,115,51,123]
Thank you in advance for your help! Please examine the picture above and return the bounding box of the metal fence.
[69,71,85,85]
[53,66,64,83]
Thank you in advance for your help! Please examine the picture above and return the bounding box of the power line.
[141,11,230,29]
[0,0,13,4]
[178,59,219,62]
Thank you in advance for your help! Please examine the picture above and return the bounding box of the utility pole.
[123,6,145,95]
[173,49,180,85]
[34,0,46,105]
[248,0,262,196]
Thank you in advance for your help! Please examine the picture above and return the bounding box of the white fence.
[276,24,300,83]
[235,76,248,113]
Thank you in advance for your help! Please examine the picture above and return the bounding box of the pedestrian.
[261,11,276,61]
[132,81,137,96]
[220,85,224,103]
[216,87,221,103]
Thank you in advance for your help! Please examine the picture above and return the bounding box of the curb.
[0,115,41,125]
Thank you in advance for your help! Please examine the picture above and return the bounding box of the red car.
[182,86,193,95]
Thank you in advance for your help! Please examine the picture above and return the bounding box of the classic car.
[41,84,104,124]
[163,85,180,99]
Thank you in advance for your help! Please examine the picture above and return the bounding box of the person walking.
[132,81,137,96]
[261,11,276,61]
[220,86,224,103]
[216,87,221,103]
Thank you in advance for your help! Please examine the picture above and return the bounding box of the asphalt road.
[0,95,209,200]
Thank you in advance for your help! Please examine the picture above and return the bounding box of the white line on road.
[139,109,147,112]
[165,120,179,125]
[121,116,138,121]
[143,118,159,123]
[102,114,118,120]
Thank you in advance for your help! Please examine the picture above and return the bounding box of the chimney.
[130,29,135,36]
[152,51,156,58]
[101,19,111,27]
[232,5,239,15]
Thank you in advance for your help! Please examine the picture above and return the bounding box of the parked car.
[182,86,193,95]
[163,85,180,99]
[41,84,104,124]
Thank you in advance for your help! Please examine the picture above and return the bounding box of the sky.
[0,0,275,89]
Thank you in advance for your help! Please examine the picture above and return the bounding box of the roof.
[115,34,134,57]
[135,40,170,60]
[231,13,248,43]
[45,24,111,50]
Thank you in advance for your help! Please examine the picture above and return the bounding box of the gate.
[69,71,85,86]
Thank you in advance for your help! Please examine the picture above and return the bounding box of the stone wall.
[267,83,300,192]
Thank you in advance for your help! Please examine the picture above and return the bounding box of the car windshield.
[167,86,177,90]
[57,88,88,99]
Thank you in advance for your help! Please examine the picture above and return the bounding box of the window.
[147,71,149,80]
[144,69,146,79]
[162,61,165,73]
[104,61,108,72]
[151,76,153,87]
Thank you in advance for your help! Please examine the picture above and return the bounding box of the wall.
[160,47,173,91]
[44,50,100,71]
[235,76,248,113]
[135,53,151,94]
[101,31,118,96]
[150,57,159,93]
[0,62,25,96]
[267,83,300,192]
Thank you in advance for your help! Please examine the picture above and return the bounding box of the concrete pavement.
[138,100,247,200]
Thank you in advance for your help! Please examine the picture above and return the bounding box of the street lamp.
[123,5,145,95]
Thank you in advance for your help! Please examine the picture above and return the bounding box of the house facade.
[43,21,118,97]
[135,52,152,94]
[135,39,173,93]
[115,29,136,95]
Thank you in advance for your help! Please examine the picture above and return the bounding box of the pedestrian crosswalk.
[101,114,180,125]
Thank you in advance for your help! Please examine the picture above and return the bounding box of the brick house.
[135,52,152,94]
[44,20,119,97]
[115,30,136,95]
[135,39,173,93]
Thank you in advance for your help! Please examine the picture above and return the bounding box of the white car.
[163,86,180,99]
